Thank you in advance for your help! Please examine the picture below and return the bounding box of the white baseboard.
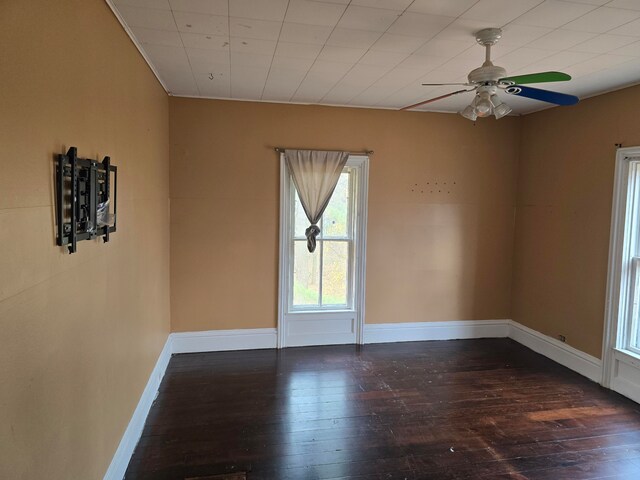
[364,319,510,344]
[103,336,173,480]
[103,320,605,479]
[508,320,602,383]
[611,376,640,404]
[103,328,276,479]
[171,328,277,354]
[363,319,603,383]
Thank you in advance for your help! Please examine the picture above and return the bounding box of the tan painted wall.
[2,0,635,476]
[0,1,170,478]
[170,98,521,332]
[512,84,640,359]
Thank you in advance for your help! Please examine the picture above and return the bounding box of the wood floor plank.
[125,339,640,479]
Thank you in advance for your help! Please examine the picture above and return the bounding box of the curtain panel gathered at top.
[284,149,349,252]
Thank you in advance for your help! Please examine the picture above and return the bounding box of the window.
[278,153,369,348]
[602,148,640,397]
[289,168,355,311]
[622,160,640,354]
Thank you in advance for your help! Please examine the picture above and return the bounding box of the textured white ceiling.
[109,0,640,114]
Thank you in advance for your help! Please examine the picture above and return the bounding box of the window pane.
[322,172,349,238]
[322,241,349,306]
[293,191,309,238]
[632,258,640,349]
[293,240,320,306]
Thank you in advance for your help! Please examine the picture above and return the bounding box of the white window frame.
[277,154,369,348]
[287,168,356,312]
[603,146,640,402]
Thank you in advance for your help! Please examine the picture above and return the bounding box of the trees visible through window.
[290,170,354,310]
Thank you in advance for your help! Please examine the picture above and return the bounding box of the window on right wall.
[622,161,640,354]
[604,146,640,403]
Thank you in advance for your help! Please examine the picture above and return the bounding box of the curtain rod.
[274,147,373,155]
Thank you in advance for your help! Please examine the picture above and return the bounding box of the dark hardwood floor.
[125,339,640,480]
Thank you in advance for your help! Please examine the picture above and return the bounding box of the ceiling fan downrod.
[476,27,502,64]
[468,28,507,86]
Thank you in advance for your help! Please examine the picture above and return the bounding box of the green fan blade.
[500,71,571,85]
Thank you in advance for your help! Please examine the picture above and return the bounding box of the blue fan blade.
[506,85,578,106]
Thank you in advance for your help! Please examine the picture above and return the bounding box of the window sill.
[287,309,355,316]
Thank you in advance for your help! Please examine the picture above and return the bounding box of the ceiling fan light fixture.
[460,104,478,121]
[490,94,512,119]
[475,92,493,117]
[493,102,512,119]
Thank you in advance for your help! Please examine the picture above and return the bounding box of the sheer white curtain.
[284,149,349,252]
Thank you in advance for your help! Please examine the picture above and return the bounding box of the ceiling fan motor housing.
[468,64,507,85]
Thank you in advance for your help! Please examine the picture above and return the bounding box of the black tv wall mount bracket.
[55,147,117,254]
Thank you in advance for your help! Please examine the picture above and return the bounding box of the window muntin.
[629,257,640,352]
[289,169,355,311]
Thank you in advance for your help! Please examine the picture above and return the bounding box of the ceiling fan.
[401,28,579,120]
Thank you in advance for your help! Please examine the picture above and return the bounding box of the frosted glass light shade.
[460,104,477,121]
[490,94,512,119]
